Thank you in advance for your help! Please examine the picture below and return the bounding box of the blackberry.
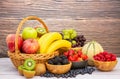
[57,62,62,65]
[62,59,69,65]
[60,55,67,59]
[48,60,53,64]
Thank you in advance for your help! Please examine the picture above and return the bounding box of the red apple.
[6,34,23,52]
[22,39,39,54]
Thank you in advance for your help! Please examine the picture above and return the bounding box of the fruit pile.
[61,29,86,48]
[72,35,86,47]
[64,49,88,62]
[18,58,36,78]
[48,55,69,65]
[41,67,95,78]
[6,23,118,78]
[18,58,46,78]
[94,51,117,61]
[6,27,71,54]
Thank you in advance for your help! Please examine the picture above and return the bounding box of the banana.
[39,32,62,54]
[46,40,72,54]
[38,33,50,46]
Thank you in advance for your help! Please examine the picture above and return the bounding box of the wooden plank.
[0,0,120,19]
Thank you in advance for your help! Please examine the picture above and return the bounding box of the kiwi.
[18,65,24,75]
[23,69,35,78]
[35,63,46,76]
[24,58,36,71]
[36,27,47,36]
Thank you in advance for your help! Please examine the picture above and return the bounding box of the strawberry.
[77,50,82,57]
[64,51,69,57]
[68,49,75,56]
[81,54,88,60]
[73,54,79,61]
[77,57,83,61]
[68,56,76,61]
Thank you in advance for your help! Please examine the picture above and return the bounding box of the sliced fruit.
[18,65,24,75]
[23,69,35,78]
[24,58,36,71]
[36,27,47,37]
[35,63,46,76]
[46,40,71,54]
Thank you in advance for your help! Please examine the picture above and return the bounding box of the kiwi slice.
[36,27,47,35]
[18,65,24,75]
[24,58,36,71]
[23,69,35,78]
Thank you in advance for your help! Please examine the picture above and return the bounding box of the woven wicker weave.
[8,16,59,68]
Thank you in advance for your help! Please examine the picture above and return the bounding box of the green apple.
[22,27,37,40]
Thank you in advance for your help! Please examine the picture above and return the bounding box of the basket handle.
[15,16,49,53]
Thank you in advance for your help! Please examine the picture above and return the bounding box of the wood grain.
[0,0,120,57]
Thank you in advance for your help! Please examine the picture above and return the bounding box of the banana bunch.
[38,32,72,54]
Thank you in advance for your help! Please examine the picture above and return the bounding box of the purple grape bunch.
[72,35,86,47]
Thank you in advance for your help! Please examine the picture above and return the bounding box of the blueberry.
[84,68,89,73]
[81,71,85,75]
[87,67,95,74]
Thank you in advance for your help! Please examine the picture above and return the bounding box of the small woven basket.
[8,16,59,68]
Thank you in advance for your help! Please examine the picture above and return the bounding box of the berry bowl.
[93,52,118,71]
[94,60,117,71]
[72,60,88,69]
[46,62,72,74]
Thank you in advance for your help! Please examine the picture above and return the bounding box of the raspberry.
[98,54,104,59]
[111,54,116,57]
[107,58,111,61]
[111,56,116,61]
[102,51,108,56]
[105,54,111,59]
[95,56,101,61]
[101,57,106,61]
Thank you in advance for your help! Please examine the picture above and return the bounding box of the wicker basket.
[8,16,59,68]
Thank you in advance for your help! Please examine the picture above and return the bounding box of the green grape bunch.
[62,29,77,40]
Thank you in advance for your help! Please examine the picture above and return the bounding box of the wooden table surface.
[0,58,120,79]
[0,0,120,57]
